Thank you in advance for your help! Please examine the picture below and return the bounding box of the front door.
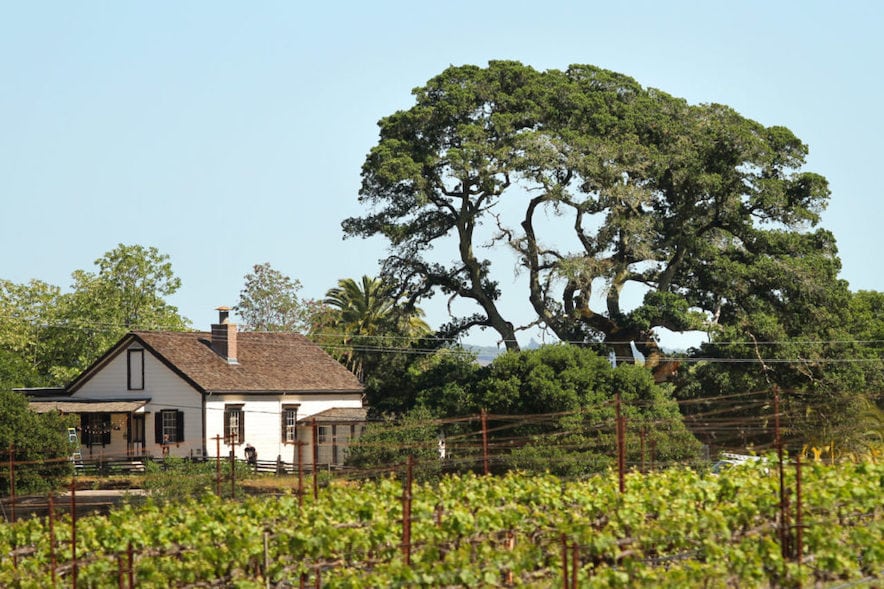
[130,414,146,456]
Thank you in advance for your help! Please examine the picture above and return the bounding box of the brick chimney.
[211,306,238,364]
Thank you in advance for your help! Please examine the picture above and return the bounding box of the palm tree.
[319,276,429,381]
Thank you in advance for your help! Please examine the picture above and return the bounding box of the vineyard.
[0,459,881,588]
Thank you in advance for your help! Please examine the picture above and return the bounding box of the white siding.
[205,393,363,465]
[72,343,204,458]
[68,341,364,464]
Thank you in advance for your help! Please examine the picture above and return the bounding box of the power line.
[2,311,883,347]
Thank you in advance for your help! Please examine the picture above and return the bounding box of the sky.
[2,1,882,348]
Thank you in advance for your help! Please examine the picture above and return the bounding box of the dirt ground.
[2,489,147,520]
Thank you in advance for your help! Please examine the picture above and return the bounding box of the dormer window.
[128,349,144,390]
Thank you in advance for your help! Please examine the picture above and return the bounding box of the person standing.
[245,443,257,470]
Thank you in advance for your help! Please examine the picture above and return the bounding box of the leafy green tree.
[466,345,701,476]
[0,244,189,387]
[677,288,884,454]
[234,262,315,332]
[0,279,64,390]
[345,61,831,381]
[356,344,700,478]
[45,244,189,383]
[0,392,75,494]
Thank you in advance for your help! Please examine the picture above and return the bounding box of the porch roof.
[299,407,368,423]
[29,399,149,414]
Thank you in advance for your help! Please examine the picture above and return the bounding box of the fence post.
[312,418,319,501]
[774,387,791,559]
[128,541,134,588]
[481,409,489,475]
[402,455,413,566]
[264,530,270,589]
[71,478,78,587]
[571,541,580,589]
[49,493,57,584]
[215,435,222,496]
[504,529,515,585]
[297,440,305,508]
[795,453,803,587]
[616,394,625,494]
[561,534,569,589]
[230,448,236,499]
[649,438,656,471]
[8,443,16,524]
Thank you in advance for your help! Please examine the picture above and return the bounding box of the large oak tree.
[344,61,832,378]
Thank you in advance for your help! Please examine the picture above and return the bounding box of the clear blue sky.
[2,1,881,346]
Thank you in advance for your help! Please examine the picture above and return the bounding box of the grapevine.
[0,461,880,587]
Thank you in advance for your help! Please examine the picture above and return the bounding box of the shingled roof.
[69,331,363,394]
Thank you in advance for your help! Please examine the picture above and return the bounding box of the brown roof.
[71,331,363,394]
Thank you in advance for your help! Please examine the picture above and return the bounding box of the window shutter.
[223,409,230,445]
[155,412,162,444]
[281,410,286,443]
[239,410,244,443]
[176,410,185,442]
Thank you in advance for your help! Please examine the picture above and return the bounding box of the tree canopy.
[0,244,189,387]
[235,262,314,332]
[348,344,701,478]
[345,61,833,377]
[678,288,884,453]
[0,391,75,494]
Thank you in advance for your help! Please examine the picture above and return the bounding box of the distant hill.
[464,339,688,366]
[463,344,504,365]
[464,338,542,365]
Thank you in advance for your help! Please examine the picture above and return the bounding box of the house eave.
[29,398,150,414]
[205,389,364,396]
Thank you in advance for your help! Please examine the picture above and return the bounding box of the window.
[154,410,184,444]
[317,425,330,444]
[281,404,299,444]
[224,405,244,445]
[127,349,144,390]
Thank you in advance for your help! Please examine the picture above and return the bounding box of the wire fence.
[1,449,880,588]
[1,387,881,587]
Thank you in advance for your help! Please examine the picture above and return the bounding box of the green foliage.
[346,406,443,481]
[142,457,254,502]
[467,345,701,476]
[346,60,835,376]
[678,288,884,454]
[0,244,189,387]
[312,275,431,385]
[365,345,701,478]
[234,262,314,332]
[0,392,75,495]
[48,244,189,382]
[411,347,482,416]
[0,463,880,587]
[0,279,64,390]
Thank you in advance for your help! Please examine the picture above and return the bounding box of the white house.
[27,308,366,468]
